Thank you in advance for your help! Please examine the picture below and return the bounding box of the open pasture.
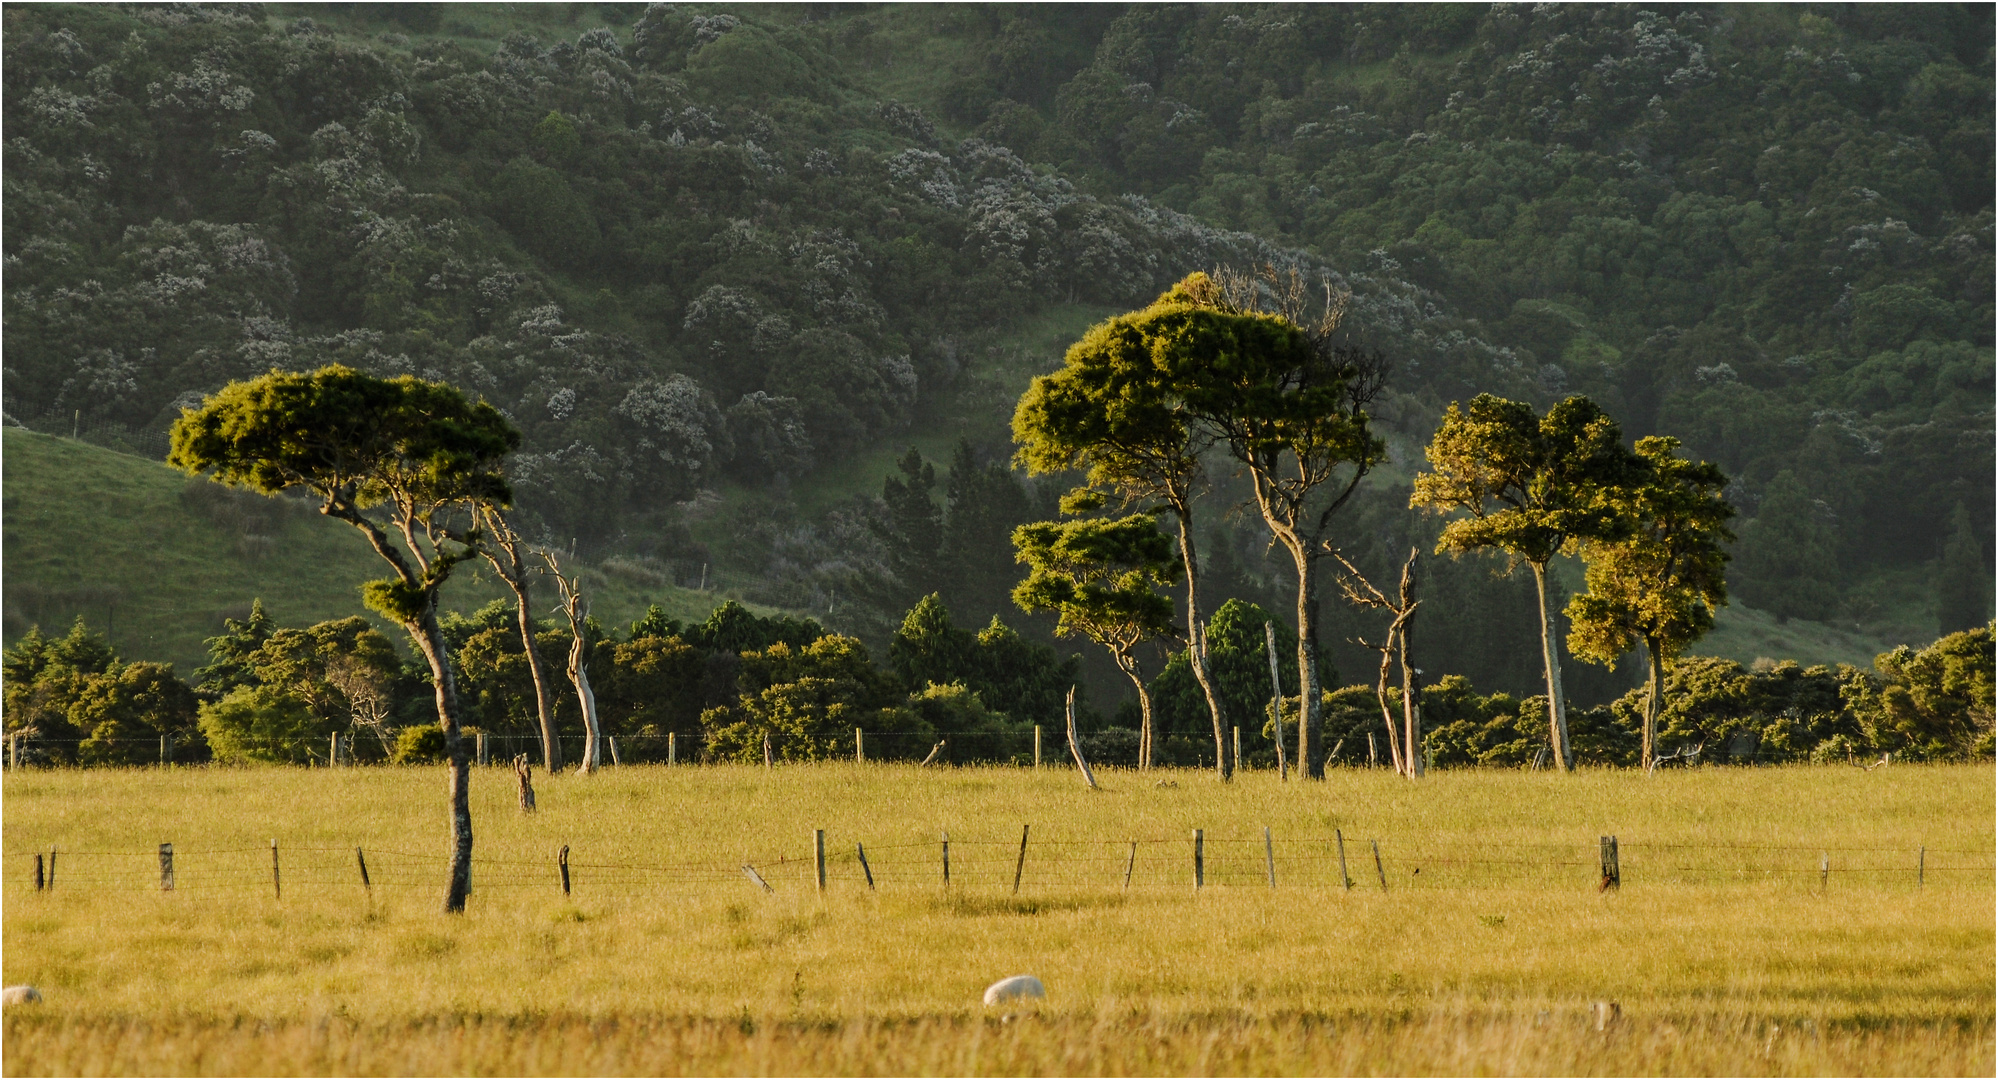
[4,763,1992,1075]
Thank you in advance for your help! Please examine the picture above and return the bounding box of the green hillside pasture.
[1,429,775,671]
[3,764,1990,1074]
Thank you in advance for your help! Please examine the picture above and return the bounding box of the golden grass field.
[3,763,1992,1076]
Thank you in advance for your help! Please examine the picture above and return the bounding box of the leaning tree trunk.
[508,581,561,772]
[1642,635,1664,770]
[409,603,473,914]
[1530,560,1574,771]
[1373,642,1405,775]
[1172,510,1231,780]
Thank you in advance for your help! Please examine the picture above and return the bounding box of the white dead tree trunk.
[1334,547,1422,778]
[541,550,602,775]
[1064,686,1097,790]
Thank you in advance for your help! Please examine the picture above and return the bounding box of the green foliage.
[1152,600,1322,764]
[392,723,448,765]
[200,684,327,766]
[888,594,1079,725]
[3,618,203,765]
[1935,504,1991,636]
[1011,514,1178,660]
[1732,471,1841,622]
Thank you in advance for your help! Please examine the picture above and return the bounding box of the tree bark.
[1114,651,1153,771]
[1262,621,1288,780]
[1642,635,1663,770]
[568,622,601,773]
[1373,642,1404,774]
[1399,602,1422,779]
[1530,560,1574,771]
[1285,541,1325,778]
[1172,511,1231,781]
[409,604,473,913]
[511,582,561,772]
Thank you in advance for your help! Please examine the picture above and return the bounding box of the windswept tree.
[1173,269,1388,779]
[1015,291,1236,779]
[1411,394,1641,772]
[169,365,518,913]
[1566,437,1734,769]
[1012,514,1180,770]
[540,548,604,774]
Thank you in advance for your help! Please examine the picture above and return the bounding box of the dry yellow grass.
[3,764,1992,1075]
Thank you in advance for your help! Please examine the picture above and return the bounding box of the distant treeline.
[5,599,1988,768]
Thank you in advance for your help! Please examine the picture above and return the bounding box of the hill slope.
[1,428,763,671]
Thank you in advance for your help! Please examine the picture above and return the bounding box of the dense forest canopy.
[3,3,1991,707]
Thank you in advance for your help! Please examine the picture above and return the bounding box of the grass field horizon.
[4,763,1991,1074]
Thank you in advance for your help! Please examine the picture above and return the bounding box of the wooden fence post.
[606,735,620,767]
[1012,824,1030,894]
[1368,732,1377,768]
[270,839,281,900]
[1264,827,1276,887]
[741,864,772,893]
[814,829,827,893]
[668,731,677,766]
[47,846,55,890]
[159,843,174,891]
[855,727,864,765]
[1372,839,1386,891]
[1033,725,1041,768]
[34,853,45,891]
[356,847,371,892]
[1919,846,1925,888]
[475,732,487,767]
[1193,829,1205,889]
[8,732,16,770]
[1337,829,1352,890]
[162,734,172,767]
[514,755,537,812]
[559,845,571,895]
[1599,836,1620,891]
[1820,851,1829,892]
[1232,727,1241,772]
[941,830,950,888]
[1124,841,1137,890]
[856,843,875,890]
[764,733,773,769]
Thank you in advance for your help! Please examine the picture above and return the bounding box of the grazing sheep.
[2,986,42,1005]
[982,975,1045,1006]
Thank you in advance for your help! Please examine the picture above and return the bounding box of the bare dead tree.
[322,653,398,758]
[474,507,561,771]
[1333,547,1423,778]
[512,754,537,811]
[539,549,602,775]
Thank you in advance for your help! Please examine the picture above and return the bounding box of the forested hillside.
[4,3,1991,706]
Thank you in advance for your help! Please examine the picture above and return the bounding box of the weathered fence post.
[159,843,174,891]
[1599,836,1620,891]
[1232,727,1241,773]
[1124,841,1137,890]
[356,847,371,892]
[34,853,45,891]
[8,732,17,770]
[1033,725,1042,768]
[1368,732,1377,768]
[475,732,488,767]
[1820,851,1829,892]
[270,839,281,900]
[941,830,951,888]
[814,829,827,893]
[1336,829,1352,889]
[856,842,875,890]
[1919,846,1925,888]
[668,732,677,766]
[1012,824,1030,894]
[47,846,55,890]
[1193,829,1205,889]
[764,733,774,769]
[514,755,537,812]
[331,732,342,767]
[855,727,864,765]
[606,735,620,767]
[162,735,173,767]
[559,845,571,896]
[1264,826,1276,887]
[1372,839,1387,891]
[741,864,772,893]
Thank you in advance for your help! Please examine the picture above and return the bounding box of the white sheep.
[2,986,42,1005]
[982,974,1045,1006]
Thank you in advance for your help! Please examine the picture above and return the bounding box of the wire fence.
[7,833,1990,898]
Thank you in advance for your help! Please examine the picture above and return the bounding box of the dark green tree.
[1936,502,1992,636]
[1731,471,1841,622]
[1012,514,1179,769]
[1565,436,1736,768]
[169,365,519,913]
[1411,394,1642,772]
